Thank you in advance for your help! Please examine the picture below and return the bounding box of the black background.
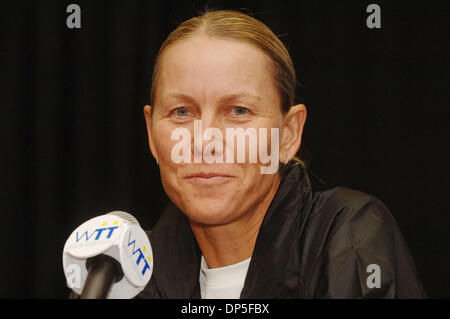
[0,0,448,298]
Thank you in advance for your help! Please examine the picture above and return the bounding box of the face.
[145,34,305,226]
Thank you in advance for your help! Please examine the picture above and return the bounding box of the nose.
[192,113,225,164]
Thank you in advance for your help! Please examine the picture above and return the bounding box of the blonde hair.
[150,9,306,170]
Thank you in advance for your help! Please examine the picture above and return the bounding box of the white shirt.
[199,255,251,299]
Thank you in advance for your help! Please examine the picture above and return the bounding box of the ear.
[279,104,307,164]
[143,105,159,163]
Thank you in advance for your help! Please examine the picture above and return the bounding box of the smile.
[184,173,235,185]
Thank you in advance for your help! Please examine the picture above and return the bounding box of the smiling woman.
[136,9,426,299]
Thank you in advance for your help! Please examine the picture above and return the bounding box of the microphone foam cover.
[106,211,139,226]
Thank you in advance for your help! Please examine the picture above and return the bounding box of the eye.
[232,106,249,117]
[171,107,190,117]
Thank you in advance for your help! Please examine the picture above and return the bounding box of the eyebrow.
[160,92,262,105]
[219,93,262,104]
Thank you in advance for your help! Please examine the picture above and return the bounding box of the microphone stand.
[80,254,123,299]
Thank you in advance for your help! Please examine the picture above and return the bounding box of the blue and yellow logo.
[127,231,152,276]
[75,220,119,242]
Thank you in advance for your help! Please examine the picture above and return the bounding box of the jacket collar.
[241,164,313,298]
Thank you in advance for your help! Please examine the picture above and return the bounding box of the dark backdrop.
[0,0,448,298]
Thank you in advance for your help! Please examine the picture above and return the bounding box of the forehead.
[156,35,278,104]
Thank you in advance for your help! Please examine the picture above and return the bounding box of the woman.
[138,10,426,298]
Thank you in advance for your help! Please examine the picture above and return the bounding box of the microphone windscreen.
[107,211,139,225]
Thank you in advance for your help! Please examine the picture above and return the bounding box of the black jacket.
[136,164,426,298]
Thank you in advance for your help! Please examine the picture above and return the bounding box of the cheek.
[152,125,179,162]
[151,124,189,195]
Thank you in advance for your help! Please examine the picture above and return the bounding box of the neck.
[189,174,280,269]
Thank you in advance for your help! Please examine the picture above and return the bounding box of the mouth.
[184,173,235,185]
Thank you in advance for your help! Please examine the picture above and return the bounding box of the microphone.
[62,211,153,299]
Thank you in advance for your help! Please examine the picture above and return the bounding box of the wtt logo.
[75,226,119,242]
[127,232,151,276]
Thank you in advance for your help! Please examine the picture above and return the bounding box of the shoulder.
[310,186,395,237]
[314,186,389,215]
[307,186,399,262]
[302,186,426,298]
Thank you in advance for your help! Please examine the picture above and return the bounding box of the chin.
[181,198,237,226]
